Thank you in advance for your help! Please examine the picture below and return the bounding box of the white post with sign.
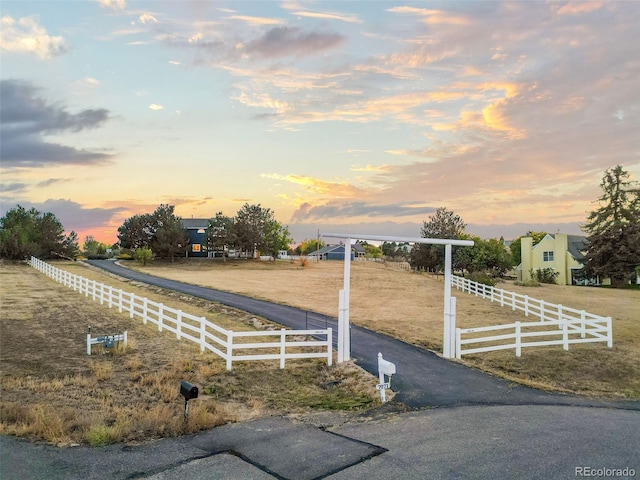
[341,238,351,362]
[377,352,396,403]
[443,244,453,359]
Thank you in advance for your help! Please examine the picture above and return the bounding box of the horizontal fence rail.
[29,257,332,370]
[451,274,612,357]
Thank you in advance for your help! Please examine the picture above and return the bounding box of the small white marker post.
[377,352,396,403]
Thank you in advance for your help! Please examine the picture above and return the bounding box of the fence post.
[524,296,529,317]
[142,297,148,324]
[226,332,233,371]
[199,317,206,352]
[129,292,134,318]
[100,283,104,305]
[606,317,613,348]
[280,328,286,369]
[455,328,461,359]
[515,322,521,357]
[563,322,569,350]
[557,304,564,329]
[118,289,123,313]
[499,288,504,307]
[92,280,96,301]
[87,334,92,355]
[123,330,128,348]
[327,328,333,366]
[158,303,163,332]
[449,296,457,358]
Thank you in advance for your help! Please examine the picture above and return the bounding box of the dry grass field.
[0,261,379,446]
[132,258,640,399]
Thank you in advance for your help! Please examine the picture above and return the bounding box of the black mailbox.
[180,381,198,400]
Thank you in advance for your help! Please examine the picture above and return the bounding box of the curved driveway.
[88,260,639,411]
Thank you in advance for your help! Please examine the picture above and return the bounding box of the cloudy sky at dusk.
[1,1,639,244]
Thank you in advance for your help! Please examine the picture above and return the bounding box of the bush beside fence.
[451,274,612,358]
[29,257,332,370]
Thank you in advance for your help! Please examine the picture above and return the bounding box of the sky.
[1,0,639,245]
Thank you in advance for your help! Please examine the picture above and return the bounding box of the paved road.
[2,260,638,480]
[86,260,639,411]
[2,406,638,479]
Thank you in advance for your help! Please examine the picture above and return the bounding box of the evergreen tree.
[233,203,272,258]
[117,213,154,250]
[150,204,188,261]
[583,165,640,287]
[207,212,236,261]
[410,207,466,271]
[0,205,76,259]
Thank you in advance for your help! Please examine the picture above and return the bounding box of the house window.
[543,251,554,262]
[192,244,201,252]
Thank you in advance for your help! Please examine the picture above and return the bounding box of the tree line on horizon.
[115,203,293,262]
[1,166,638,286]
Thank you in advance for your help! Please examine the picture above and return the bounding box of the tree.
[410,207,466,271]
[583,165,640,287]
[83,235,107,257]
[359,241,382,258]
[117,213,154,250]
[295,238,326,255]
[150,204,188,261]
[117,204,188,261]
[455,235,512,276]
[62,231,80,259]
[207,212,235,261]
[233,203,271,258]
[0,205,40,259]
[382,241,409,259]
[0,205,76,259]
[262,219,293,259]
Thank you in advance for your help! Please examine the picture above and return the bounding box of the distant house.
[182,218,208,258]
[307,244,356,261]
[517,233,594,285]
[352,243,367,258]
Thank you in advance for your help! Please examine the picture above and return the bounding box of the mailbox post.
[180,381,198,420]
[377,352,396,403]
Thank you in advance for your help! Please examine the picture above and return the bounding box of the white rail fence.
[29,257,332,370]
[451,275,612,358]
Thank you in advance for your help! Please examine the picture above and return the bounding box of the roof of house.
[308,244,358,256]
[352,243,366,253]
[562,234,589,262]
[181,218,209,229]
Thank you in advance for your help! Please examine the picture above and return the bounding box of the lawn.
[0,261,380,446]
[130,258,640,399]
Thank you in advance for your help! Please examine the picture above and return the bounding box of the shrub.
[86,254,109,260]
[299,256,308,267]
[467,271,498,287]
[135,247,153,266]
[530,268,559,284]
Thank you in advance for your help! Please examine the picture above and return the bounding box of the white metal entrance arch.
[321,233,474,361]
